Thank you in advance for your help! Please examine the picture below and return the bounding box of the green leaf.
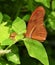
[6,53,20,64]
[8,62,17,65]
[1,38,14,46]
[10,45,18,53]
[6,45,20,64]
[52,0,55,10]
[3,14,11,21]
[27,0,35,12]
[19,47,37,65]
[24,38,49,65]
[23,14,30,22]
[51,12,55,17]
[48,12,55,30]
[0,22,9,43]
[12,17,26,34]
[0,45,5,50]
[35,0,50,8]
[2,34,24,46]
[48,19,55,30]
[15,34,24,42]
[0,58,9,65]
[0,12,3,24]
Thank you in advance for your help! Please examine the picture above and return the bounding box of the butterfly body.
[26,6,47,42]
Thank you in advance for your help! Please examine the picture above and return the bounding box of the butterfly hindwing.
[31,24,47,42]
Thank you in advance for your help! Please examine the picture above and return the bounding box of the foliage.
[0,0,55,65]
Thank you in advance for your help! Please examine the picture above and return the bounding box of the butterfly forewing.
[26,6,47,42]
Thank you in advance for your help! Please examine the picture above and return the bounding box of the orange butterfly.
[25,6,47,42]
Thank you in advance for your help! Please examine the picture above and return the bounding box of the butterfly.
[25,6,47,42]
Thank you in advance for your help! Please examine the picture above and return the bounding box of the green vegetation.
[0,0,55,65]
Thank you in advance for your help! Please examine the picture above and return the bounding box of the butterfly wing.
[31,24,47,42]
[26,6,47,42]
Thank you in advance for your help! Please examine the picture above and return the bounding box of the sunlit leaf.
[48,12,55,30]
[0,22,9,43]
[12,17,26,34]
[52,0,55,10]
[6,45,20,64]
[24,38,49,65]
[15,34,24,42]
[35,0,50,8]
[1,38,14,46]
